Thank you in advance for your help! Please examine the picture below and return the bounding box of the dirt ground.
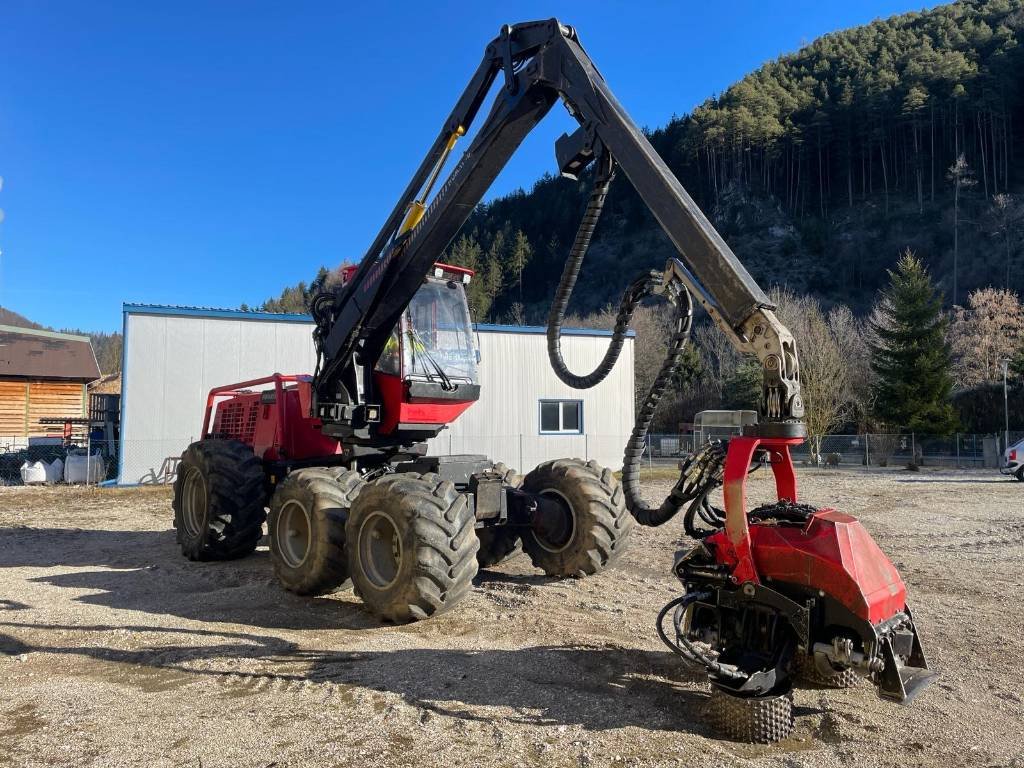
[1,467,1022,768]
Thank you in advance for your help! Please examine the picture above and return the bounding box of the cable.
[656,592,746,681]
[544,154,703,526]
[546,163,657,390]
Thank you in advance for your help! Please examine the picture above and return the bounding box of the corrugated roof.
[0,324,101,381]
[122,303,636,338]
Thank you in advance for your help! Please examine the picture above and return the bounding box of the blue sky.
[0,1,941,332]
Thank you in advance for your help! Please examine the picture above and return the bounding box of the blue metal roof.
[122,303,635,338]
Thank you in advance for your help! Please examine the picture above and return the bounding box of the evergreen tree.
[869,251,958,433]
[509,230,533,303]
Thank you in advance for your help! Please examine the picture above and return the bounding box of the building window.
[539,400,583,434]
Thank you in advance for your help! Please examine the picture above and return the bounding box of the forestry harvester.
[171,20,934,741]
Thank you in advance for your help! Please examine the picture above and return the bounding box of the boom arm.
[312,19,803,433]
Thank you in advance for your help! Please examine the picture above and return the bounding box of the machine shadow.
[0,621,712,734]
[2,526,378,631]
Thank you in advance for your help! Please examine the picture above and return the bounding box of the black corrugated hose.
[545,164,705,527]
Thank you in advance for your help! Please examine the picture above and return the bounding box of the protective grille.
[213,398,259,444]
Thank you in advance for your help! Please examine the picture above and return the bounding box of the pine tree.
[869,251,958,434]
[509,230,533,303]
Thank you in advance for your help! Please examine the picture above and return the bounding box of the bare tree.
[827,303,874,429]
[947,153,976,305]
[948,287,1024,388]
[771,288,851,459]
[692,321,742,401]
[984,193,1023,290]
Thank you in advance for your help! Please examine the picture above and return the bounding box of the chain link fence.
[645,431,1024,469]
[0,436,120,487]
[2,430,1019,486]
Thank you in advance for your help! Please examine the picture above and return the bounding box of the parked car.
[1001,438,1024,480]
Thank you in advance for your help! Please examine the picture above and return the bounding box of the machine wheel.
[172,439,267,561]
[520,458,632,578]
[1015,467,1024,482]
[476,527,521,568]
[797,653,859,689]
[346,472,478,622]
[268,468,364,596]
[476,463,522,568]
[705,685,794,744]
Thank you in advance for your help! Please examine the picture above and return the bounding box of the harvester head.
[658,436,935,742]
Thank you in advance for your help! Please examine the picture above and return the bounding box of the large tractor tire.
[268,468,364,596]
[172,439,267,561]
[476,528,522,568]
[476,462,522,568]
[520,458,633,578]
[346,473,478,622]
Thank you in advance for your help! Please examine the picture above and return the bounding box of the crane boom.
[312,19,803,438]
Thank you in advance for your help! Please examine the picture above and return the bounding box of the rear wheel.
[521,458,632,577]
[268,468,364,595]
[172,439,266,561]
[1015,467,1024,482]
[346,472,478,622]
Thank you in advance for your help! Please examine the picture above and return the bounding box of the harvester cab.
[363,263,481,436]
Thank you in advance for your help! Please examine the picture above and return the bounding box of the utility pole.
[1003,358,1010,451]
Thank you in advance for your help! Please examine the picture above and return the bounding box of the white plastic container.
[44,458,64,483]
[20,461,47,484]
[64,452,105,484]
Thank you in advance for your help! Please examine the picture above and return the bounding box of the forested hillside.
[453,0,1024,322]
[261,0,1024,322]
[252,1,1024,434]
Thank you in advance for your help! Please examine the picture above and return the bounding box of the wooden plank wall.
[0,380,27,435]
[0,378,86,436]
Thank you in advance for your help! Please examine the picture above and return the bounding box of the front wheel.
[520,458,633,578]
[268,468,364,595]
[346,473,478,622]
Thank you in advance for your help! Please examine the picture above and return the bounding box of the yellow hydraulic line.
[400,126,465,235]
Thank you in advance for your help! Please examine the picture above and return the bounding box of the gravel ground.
[1,467,1022,768]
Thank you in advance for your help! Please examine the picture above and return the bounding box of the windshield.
[402,280,478,382]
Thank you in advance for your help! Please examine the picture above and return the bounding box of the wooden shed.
[0,325,101,437]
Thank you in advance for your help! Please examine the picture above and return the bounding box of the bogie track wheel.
[346,473,478,622]
[172,439,267,561]
[268,468,364,596]
[797,653,859,689]
[521,458,632,577]
[705,685,795,744]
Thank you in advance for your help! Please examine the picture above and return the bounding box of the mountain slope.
[263,0,1024,321]
[0,306,43,329]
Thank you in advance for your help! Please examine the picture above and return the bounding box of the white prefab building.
[118,304,635,484]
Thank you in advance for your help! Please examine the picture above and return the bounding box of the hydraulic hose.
[656,592,746,681]
[620,288,695,525]
[544,158,706,528]
[546,170,655,389]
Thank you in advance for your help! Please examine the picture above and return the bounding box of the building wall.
[0,378,86,438]
[120,308,634,484]
[429,330,634,472]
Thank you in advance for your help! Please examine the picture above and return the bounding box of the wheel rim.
[357,511,403,589]
[532,489,576,553]
[276,498,311,568]
[180,465,207,538]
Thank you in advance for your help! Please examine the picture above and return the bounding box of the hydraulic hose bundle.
[546,157,717,528]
